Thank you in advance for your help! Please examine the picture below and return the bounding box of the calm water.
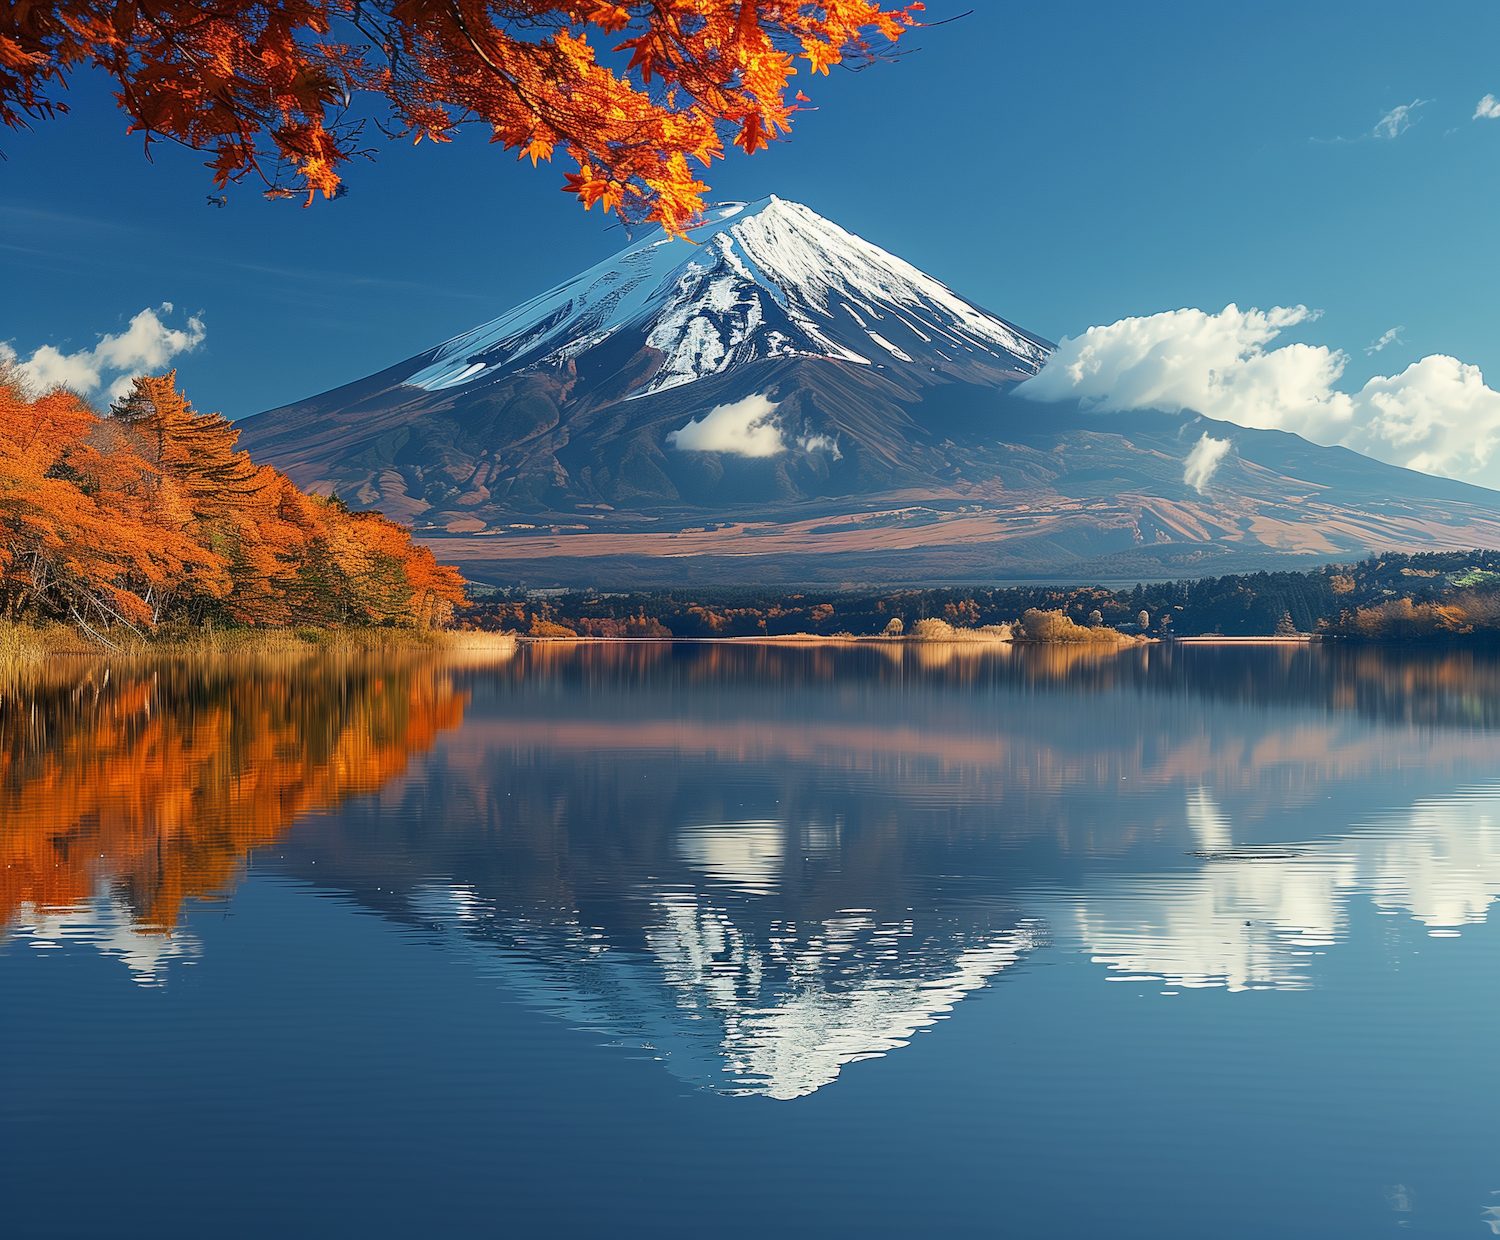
[4,641,1500,1238]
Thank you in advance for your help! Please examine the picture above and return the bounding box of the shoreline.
[10,626,1476,661]
[509,633,1344,647]
[0,624,518,665]
[1168,635,1323,644]
[509,633,1140,647]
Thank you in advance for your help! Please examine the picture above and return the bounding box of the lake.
[4,640,1500,1238]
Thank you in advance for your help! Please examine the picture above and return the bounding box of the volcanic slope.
[238,196,1500,586]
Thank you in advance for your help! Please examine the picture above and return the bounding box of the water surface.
[4,642,1500,1237]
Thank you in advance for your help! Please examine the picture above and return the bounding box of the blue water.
[4,643,1500,1238]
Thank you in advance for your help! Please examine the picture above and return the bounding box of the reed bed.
[0,621,515,678]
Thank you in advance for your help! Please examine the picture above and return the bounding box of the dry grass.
[0,620,513,671]
[0,623,96,665]
[155,625,461,656]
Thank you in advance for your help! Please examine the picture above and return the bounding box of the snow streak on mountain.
[404,196,1051,396]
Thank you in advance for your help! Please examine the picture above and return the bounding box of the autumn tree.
[0,368,466,636]
[0,369,216,637]
[311,495,469,626]
[2,1,919,232]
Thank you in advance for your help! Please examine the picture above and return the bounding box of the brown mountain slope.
[239,357,1500,586]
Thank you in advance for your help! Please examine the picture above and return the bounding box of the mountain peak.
[403,195,1051,398]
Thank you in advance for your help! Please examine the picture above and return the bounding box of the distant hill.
[236,197,1500,587]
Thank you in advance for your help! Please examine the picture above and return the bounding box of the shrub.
[1342,598,1466,639]
[1019,609,1130,644]
[909,618,1012,642]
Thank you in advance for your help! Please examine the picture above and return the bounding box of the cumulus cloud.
[1475,94,1500,120]
[1374,99,1428,138]
[1016,304,1349,440]
[1365,326,1404,354]
[1344,355,1500,480]
[667,394,786,457]
[1017,304,1500,489]
[1182,433,1232,493]
[2,305,205,401]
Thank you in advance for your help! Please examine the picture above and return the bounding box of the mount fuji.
[238,196,1500,586]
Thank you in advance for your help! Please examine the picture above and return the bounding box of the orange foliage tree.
[0,375,217,637]
[2,1,919,232]
[0,368,467,636]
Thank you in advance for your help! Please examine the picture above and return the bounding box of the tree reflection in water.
[0,650,474,933]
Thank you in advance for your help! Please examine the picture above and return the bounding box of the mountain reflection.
[9,641,1500,1091]
[0,651,472,947]
[409,872,1040,1099]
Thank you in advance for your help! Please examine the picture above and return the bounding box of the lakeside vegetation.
[0,619,512,670]
[0,369,468,649]
[456,550,1500,642]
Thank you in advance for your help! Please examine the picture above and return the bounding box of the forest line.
[456,551,1500,642]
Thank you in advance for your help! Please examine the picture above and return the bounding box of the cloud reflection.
[402,779,1500,1096]
[676,822,784,896]
[9,895,201,987]
[1060,787,1500,992]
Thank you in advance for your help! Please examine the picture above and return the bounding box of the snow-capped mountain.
[403,197,1050,396]
[238,197,1500,587]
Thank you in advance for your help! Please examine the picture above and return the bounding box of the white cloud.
[667,394,786,457]
[795,431,842,459]
[1313,99,1433,145]
[1183,433,1231,493]
[1475,94,1500,120]
[1345,355,1500,480]
[1016,304,1350,440]
[1365,326,1404,354]
[4,305,205,401]
[1018,303,1500,489]
[1374,99,1428,139]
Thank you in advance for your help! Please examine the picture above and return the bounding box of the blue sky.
[4,0,1500,426]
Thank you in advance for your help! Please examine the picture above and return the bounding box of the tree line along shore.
[456,551,1500,644]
